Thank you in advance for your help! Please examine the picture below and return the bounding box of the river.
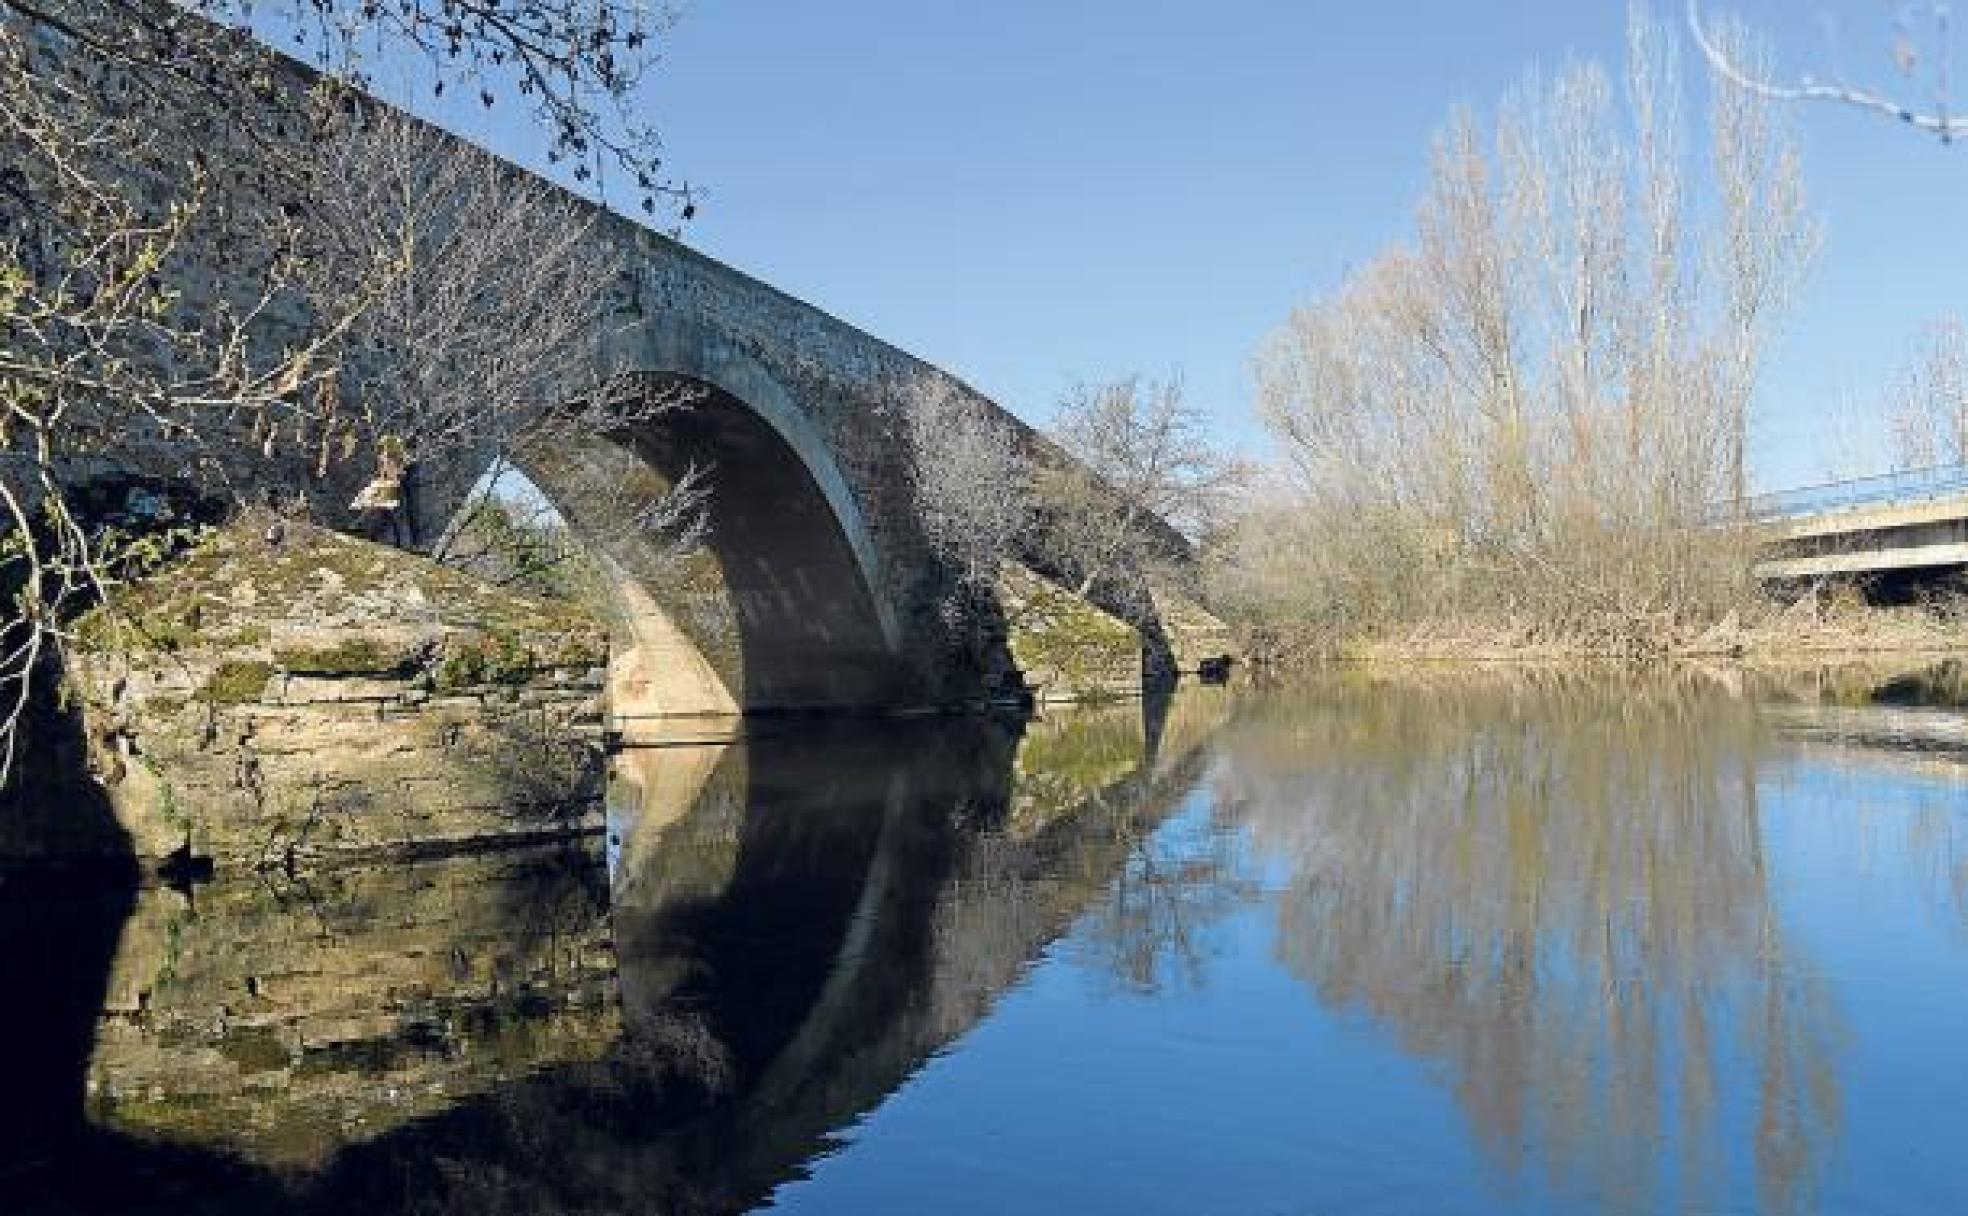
[5,663,1968,1214]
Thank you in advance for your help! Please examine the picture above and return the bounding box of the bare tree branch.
[1884,315,1968,467]
[4,0,695,213]
[905,373,1033,613]
[1042,374,1239,604]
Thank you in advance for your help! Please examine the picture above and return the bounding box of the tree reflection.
[1069,806,1257,995]
[1219,669,1844,1215]
[1002,692,1255,995]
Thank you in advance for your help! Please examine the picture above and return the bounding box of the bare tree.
[1708,18,1819,504]
[1688,0,1968,144]
[300,102,701,553]
[1885,316,1968,468]
[1040,374,1238,603]
[432,456,707,597]
[1810,388,1890,481]
[905,369,1235,635]
[904,373,1033,604]
[437,438,708,596]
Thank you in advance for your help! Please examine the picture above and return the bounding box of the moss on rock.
[273,637,416,677]
[57,511,611,865]
[997,566,1143,702]
[196,661,274,706]
[435,631,537,691]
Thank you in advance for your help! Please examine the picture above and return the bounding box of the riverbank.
[1232,586,1968,668]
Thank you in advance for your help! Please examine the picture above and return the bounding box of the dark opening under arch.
[518,352,901,732]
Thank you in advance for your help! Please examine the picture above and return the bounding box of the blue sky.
[408,1,1968,492]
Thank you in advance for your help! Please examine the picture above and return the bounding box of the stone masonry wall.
[50,515,610,867]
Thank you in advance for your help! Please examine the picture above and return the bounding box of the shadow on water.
[0,692,134,1182]
[0,688,1229,1214]
[0,685,281,1209]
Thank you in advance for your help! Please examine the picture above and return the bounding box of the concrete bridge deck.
[1746,464,1968,581]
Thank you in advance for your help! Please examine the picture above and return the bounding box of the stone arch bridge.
[12,65,1222,729]
[496,234,986,729]
[5,15,1230,730]
[446,216,1224,733]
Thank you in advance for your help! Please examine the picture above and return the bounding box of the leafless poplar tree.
[1885,316,1968,468]
[1708,18,1819,503]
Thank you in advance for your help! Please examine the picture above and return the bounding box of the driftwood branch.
[1686,0,1966,142]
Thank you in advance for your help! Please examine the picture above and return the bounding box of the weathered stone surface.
[1147,578,1239,677]
[996,564,1146,703]
[60,517,609,866]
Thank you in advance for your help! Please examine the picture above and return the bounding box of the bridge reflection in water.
[2,689,1231,1214]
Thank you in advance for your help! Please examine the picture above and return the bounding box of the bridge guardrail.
[1728,462,1968,523]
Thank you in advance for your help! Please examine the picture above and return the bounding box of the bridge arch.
[517,314,906,733]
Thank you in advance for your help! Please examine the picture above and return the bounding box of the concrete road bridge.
[1745,464,1968,583]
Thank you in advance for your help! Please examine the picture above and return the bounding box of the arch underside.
[524,369,902,732]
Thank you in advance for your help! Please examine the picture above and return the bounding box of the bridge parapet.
[1739,462,1968,523]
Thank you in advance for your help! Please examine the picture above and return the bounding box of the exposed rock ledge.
[43,515,610,869]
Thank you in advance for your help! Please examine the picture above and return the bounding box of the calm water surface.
[6,665,1968,1214]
